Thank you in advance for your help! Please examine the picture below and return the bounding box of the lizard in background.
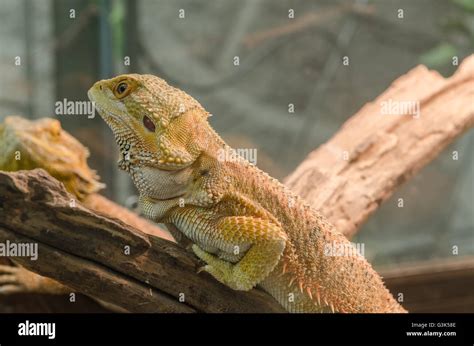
[0,116,169,306]
[88,74,406,313]
[0,116,104,296]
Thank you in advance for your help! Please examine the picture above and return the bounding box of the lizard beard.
[130,165,192,200]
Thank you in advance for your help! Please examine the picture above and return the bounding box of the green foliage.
[452,0,474,12]
[420,43,457,68]
[420,0,474,69]
[110,0,125,60]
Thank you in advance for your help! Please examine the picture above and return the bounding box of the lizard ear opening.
[143,115,156,132]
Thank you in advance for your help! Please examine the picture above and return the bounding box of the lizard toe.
[0,284,23,295]
[196,264,211,275]
[0,266,24,294]
[0,274,19,285]
[0,264,19,274]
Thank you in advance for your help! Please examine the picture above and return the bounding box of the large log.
[383,256,474,313]
[0,169,284,313]
[0,226,190,313]
[285,55,474,238]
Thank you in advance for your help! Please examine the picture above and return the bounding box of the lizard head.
[88,74,208,174]
[0,116,104,200]
[88,74,220,199]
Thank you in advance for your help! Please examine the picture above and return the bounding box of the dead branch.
[285,55,474,238]
[0,169,284,312]
[82,193,173,241]
[243,3,374,48]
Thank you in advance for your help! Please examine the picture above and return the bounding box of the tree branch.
[285,55,474,238]
[0,169,282,312]
[0,169,284,312]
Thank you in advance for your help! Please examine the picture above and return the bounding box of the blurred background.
[0,0,473,311]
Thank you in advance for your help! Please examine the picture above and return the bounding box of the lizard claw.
[0,284,23,294]
[0,264,24,294]
[192,245,214,275]
[0,264,19,274]
[0,274,18,284]
[196,265,210,274]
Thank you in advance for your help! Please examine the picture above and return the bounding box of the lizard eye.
[143,115,156,132]
[113,81,131,98]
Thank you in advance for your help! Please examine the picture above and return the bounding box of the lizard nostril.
[99,85,103,91]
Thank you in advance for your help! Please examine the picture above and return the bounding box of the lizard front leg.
[140,195,287,290]
[0,263,70,295]
[172,211,287,291]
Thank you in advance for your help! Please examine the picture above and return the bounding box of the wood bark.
[83,193,173,241]
[1,55,473,312]
[0,169,284,312]
[383,256,474,312]
[285,55,474,238]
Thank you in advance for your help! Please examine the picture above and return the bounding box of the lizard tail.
[260,230,407,313]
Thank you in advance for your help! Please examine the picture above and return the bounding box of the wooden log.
[83,193,173,241]
[0,169,284,313]
[0,227,191,313]
[383,257,474,312]
[285,55,474,238]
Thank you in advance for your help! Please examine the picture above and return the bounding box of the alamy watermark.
[324,241,365,257]
[380,98,420,119]
[18,320,55,339]
[55,98,95,119]
[217,148,257,165]
[0,240,38,261]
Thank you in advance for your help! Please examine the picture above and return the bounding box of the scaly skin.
[0,116,104,296]
[0,116,103,200]
[0,117,128,312]
[88,74,406,313]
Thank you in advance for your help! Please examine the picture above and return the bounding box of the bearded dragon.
[0,116,168,303]
[0,116,104,296]
[88,74,406,313]
[0,116,104,199]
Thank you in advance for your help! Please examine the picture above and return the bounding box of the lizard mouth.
[151,193,185,202]
[93,105,133,132]
[89,92,196,172]
[88,90,134,132]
